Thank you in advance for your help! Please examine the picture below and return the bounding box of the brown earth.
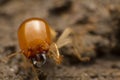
[0,0,120,80]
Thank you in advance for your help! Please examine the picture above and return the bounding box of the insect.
[1,18,89,65]
[0,18,91,80]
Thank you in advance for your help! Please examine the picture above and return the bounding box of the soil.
[0,0,120,80]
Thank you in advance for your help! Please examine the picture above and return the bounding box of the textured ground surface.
[0,0,120,80]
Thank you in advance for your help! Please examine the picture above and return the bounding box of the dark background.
[0,0,120,80]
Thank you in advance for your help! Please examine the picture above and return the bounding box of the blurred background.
[0,0,120,80]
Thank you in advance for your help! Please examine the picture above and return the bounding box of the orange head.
[18,18,51,62]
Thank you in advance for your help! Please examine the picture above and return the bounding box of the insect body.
[2,18,88,67]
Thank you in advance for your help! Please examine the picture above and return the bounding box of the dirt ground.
[0,0,120,80]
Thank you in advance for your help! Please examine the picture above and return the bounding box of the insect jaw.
[31,51,47,68]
